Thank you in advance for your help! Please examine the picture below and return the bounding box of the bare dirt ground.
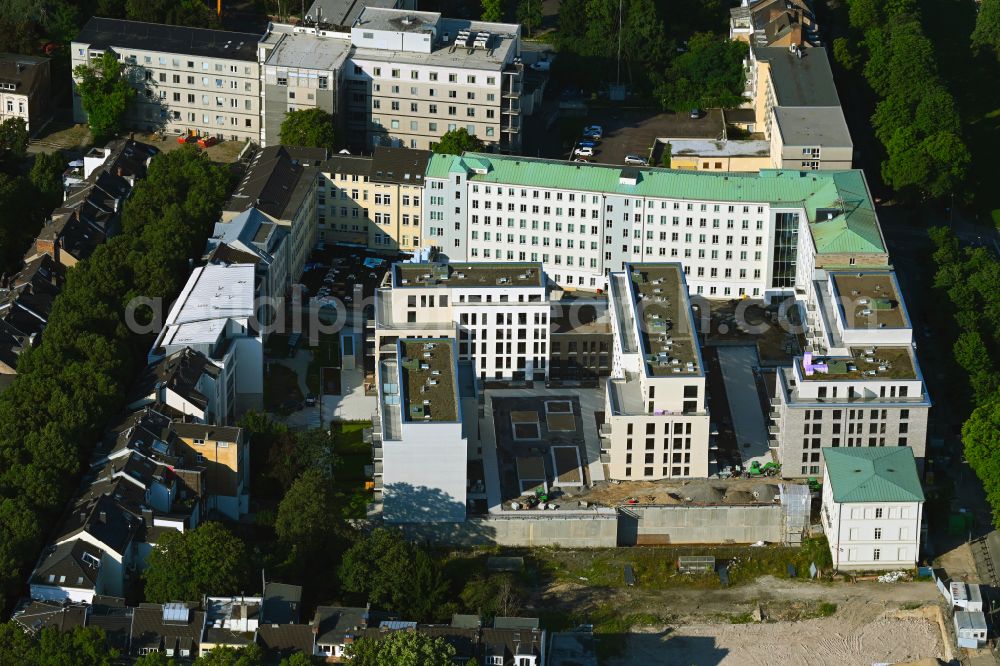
[610,609,946,666]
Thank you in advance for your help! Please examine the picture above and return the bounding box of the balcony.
[502,106,519,116]
[770,398,782,407]
[502,123,520,134]
[374,461,383,476]
[768,425,781,435]
[502,89,521,99]
[372,446,383,460]
[599,422,612,437]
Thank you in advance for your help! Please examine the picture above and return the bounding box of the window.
[875,508,883,519]
[874,528,882,540]
[873,548,880,561]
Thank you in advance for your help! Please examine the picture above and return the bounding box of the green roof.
[822,448,924,503]
[425,153,885,255]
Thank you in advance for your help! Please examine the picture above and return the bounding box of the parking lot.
[300,245,405,306]
[561,108,726,166]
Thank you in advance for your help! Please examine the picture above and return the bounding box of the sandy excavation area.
[608,607,948,666]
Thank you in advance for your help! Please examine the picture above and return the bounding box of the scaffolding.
[779,483,810,546]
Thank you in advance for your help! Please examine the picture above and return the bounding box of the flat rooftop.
[400,339,457,422]
[306,0,400,26]
[628,264,700,376]
[754,45,841,107]
[669,138,771,157]
[393,262,544,288]
[831,272,907,329]
[264,31,351,70]
[73,17,261,62]
[799,346,916,381]
[159,264,256,347]
[550,301,612,336]
[774,106,852,149]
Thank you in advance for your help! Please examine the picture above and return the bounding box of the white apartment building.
[821,447,924,571]
[148,264,263,422]
[424,153,887,298]
[259,7,523,152]
[374,261,550,381]
[71,18,262,142]
[603,263,710,481]
[376,337,472,522]
[771,270,930,477]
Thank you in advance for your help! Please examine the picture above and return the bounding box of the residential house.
[130,602,206,659]
[261,582,303,624]
[127,347,226,424]
[484,616,544,666]
[205,206,291,318]
[256,624,317,662]
[170,422,249,520]
[71,18,261,141]
[0,254,63,374]
[12,599,88,635]
[730,0,819,48]
[87,596,134,652]
[149,263,263,421]
[821,447,924,571]
[29,541,107,604]
[0,53,51,132]
[199,595,261,656]
[222,145,325,281]
[312,605,378,659]
[548,628,597,666]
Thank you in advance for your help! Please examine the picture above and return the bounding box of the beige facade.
[71,18,261,142]
[0,54,50,133]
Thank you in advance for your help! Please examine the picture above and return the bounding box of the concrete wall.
[401,512,619,547]
[618,504,785,545]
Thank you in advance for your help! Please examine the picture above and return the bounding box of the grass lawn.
[307,333,342,395]
[264,363,303,413]
[331,421,371,519]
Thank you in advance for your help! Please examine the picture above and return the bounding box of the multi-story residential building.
[747,45,853,170]
[373,262,550,381]
[205,206,291,307]
[319,146,431,252]
[821,447,924,571]
[0,53,51,132]
[424,153,886,297]
[222,145,325,281]
[128,348,226,424]
[730,0,819,48]
[549,299,612,381]
[603,263,710,480]
[71,18,261,141]
[170,423,249,520]
[375,337,473,522]
[149,263,263,421]
[770,270,930,477]
[260,7,523,152]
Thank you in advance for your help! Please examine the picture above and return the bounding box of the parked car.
[304,393,316,406]
[689,108,702,119]
[198,136,219,148]
[577,139,597,148]
[624,154,648,166]
[177,135,198,145]
[573,146,594,157]
[582,126,603,140]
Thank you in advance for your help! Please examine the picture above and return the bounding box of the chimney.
[117,166,123,177]
[141,507,154,527]
[98,511,108,523]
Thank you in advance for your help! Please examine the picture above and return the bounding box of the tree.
[433,127,485,155]
[144,522,248,603]
[660,142,671,168]
[38,626,117,665]
[516,0,542,37]
[654,33,748,111]
[125,0,221,28]
[194,644,264,666]
[832,37,860,71]
[972,0,1000,60]
[0,117,29,171]
[135,653,178,666]
[460,574,523,619]
[268,428,336,487]
[339,528,449,621]
[73,51,134,144]
[279,108,336,153]
[278,653,316,666]
[30,151,67,212]
[481,0,504,22]
[347,630,456,666]
[275,468,337,554]
[964,399,1000,526]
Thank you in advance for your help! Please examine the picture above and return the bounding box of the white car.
[624,154,647,166]
[574,146,594,157]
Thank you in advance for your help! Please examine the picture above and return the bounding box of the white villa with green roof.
[423,153,887,300]
[821,447,924,571]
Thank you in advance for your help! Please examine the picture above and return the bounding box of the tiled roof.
[427,153,884,255]
[822,447,924,503]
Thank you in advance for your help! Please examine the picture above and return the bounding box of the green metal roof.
[425,153,885,255]
[822,447,924,503]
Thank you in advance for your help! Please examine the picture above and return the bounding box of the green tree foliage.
[73,51,134,144]
[963,399,1000,526]
[275,468,338,554]
[278,653,316,666]
[144,522,248,603]
[460,573,523,620]
[481,0,504,22]
[972,0,1000,60]
[516,0,542,37]
[847,0,970,201]
[432,128,485,155]
[124,0,221,28]
[347,630,456,666]
[279,108,337,153]
[0,117,28,171]
[653,33,748,112]
[0,623,118,665]
[268,428,337,487]
[30,152,67,212]
[832,37,860,71]
[0,146,231,607]
[339,528,449,621]
[194,644,264,666]
[135,652,178,666]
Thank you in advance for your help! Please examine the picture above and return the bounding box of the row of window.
[353,64,497,86]
[623,466,692,478]
[803,406,911,418]
[371,117,496,136]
